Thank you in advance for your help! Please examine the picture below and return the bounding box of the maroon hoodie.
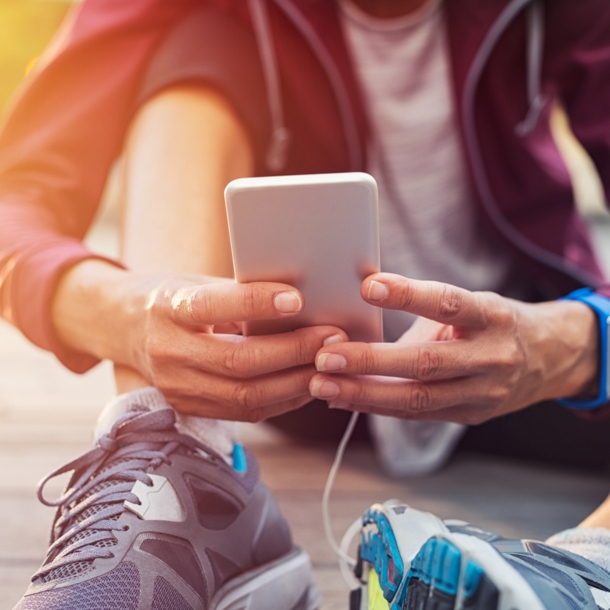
[0,0,608,373]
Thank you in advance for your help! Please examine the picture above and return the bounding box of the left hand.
[309,273,599,425]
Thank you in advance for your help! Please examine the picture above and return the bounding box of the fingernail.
[274,291,302,313]
[328,400,351,410]
[316,353,347,372]
[368,280,389,301]
[323,334,344,346]
[310,378,340,398]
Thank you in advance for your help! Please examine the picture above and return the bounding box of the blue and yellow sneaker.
[351,500,610,610]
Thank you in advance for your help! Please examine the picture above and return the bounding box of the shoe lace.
[32,408,211,583]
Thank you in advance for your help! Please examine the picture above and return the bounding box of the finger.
[165,364,317,420]
[309,373,480,414]
[167,281,305,326]
[362,273,489,329]
[315,340,480,381]
[191,326,348,378]
[174,394,313,422]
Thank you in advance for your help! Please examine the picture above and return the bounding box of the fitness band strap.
[557,288,610,410]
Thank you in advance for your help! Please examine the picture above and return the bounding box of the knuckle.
[415,347,442,381]
[356,347,376,373]
[438,285,463,319]
[350,381,370,406]
[231,381,261,410]
[407,384,434,412]
[166,284,204,325]
[241,286,263,319]
[225,344,258,378]
[396,281,417,311]
[487,297,515,327]
[293,333,313,364]
[194,286,214,322]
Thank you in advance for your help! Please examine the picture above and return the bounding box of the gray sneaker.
[13,407,320,610]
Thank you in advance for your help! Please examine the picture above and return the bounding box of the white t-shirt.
[340,0,515,341]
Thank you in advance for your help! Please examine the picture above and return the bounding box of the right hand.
[127,276,347,421]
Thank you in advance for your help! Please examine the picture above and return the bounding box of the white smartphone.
[224,172,382,342]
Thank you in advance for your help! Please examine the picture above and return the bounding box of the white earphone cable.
[322,410,360,579]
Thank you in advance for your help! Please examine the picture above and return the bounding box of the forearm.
[51,259,150,366]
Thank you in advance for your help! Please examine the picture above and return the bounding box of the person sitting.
[1,0,610,608]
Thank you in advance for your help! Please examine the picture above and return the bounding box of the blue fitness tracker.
[557,288,610,410]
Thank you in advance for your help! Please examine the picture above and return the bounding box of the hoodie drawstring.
[516,0,546,136]
[247,0,292,172]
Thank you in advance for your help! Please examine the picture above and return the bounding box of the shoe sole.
[354,503,545,610]
[212,548,321,610]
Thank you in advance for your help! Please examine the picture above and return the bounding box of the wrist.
[536,299,598,401]
[561,300,599,397]
[51,259,144,365]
